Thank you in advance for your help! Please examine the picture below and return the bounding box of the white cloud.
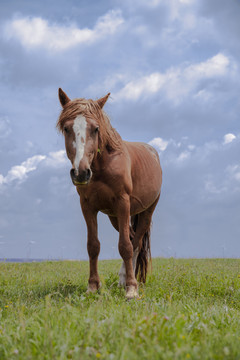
[0,155,46,185]
[223,133,236,145]
[177,151,191,162]
[185,53,229,79]
[45,150,68,168]
[149,137,169,151]
[125,0,196,9]
[115,72,165,100]
[194,89,212,102]
[3,10,124,51]
[0,150,68,188]
[204,179,227,195]
[179,0,195,4]
[226,164,240,182]
[114,53,233,103]
[118,72,165,100]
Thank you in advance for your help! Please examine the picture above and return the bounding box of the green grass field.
[0,258,240,359]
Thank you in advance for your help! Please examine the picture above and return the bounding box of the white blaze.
[73,115,87,173]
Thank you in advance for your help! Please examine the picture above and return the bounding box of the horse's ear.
[96,93,110,109]
[58,88,71,107]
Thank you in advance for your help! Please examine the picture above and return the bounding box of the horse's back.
[124,141,162,214]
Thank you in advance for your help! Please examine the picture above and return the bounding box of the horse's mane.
[57,98,122,152]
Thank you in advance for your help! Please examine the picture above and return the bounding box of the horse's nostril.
[86,168,91,180]
[70,167,91,184]
[70,168,76,179]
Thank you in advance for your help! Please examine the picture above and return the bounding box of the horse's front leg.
[82,207,101,293]
[117,195,138,299]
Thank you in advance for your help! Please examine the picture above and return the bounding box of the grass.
[0,258,240,359]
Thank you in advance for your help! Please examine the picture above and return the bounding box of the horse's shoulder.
[100,148,127,175]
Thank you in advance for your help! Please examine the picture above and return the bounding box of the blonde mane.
[57,98,122,152]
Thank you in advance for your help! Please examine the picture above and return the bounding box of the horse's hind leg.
[109,215,136,288]
[118,195,160,286]
[132,194,160,282]
[108,215,135,238]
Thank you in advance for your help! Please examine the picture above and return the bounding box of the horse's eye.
[63,126,69,134]
[94,126,99,134]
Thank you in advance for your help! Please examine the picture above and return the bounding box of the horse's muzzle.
[70,168,92,186]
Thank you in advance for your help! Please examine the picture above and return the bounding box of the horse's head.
[58,88,110,186]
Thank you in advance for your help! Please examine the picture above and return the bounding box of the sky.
[0,0,240,260]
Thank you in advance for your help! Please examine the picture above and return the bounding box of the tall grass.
[0,258,240,359]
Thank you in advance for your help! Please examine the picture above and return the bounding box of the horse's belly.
[130,189,160,215]
[100,208,115,216]
[130,167,162,214]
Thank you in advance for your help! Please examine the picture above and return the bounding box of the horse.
[57,88,162,299]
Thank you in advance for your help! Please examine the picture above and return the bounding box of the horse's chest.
[80,183,117,214]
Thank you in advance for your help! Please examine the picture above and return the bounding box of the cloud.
[148,137,169,151]
[0,150,67,187]
[204,160,240,197]
[114,53,233,103]
[223,133,236,145]
[177,150,191,162]
[114,72,164,101]
[3,9,124,51]
[148,136,197,166]
[204,178,227,195]
[45,150,68,168]
[186,53,230,78]
[0,155,46,185]
[226,165,240,182]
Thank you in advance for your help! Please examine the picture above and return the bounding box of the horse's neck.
[92,144,123,175]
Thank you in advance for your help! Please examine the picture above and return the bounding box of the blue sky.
[0,0,240,259]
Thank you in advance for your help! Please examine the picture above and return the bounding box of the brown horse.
[57,88,162,299]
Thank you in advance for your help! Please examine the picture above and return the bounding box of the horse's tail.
[132,215,152,283]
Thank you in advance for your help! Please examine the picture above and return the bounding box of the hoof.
[86,287,97,294]
[126,285,138,300]
[86,282,101,294]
